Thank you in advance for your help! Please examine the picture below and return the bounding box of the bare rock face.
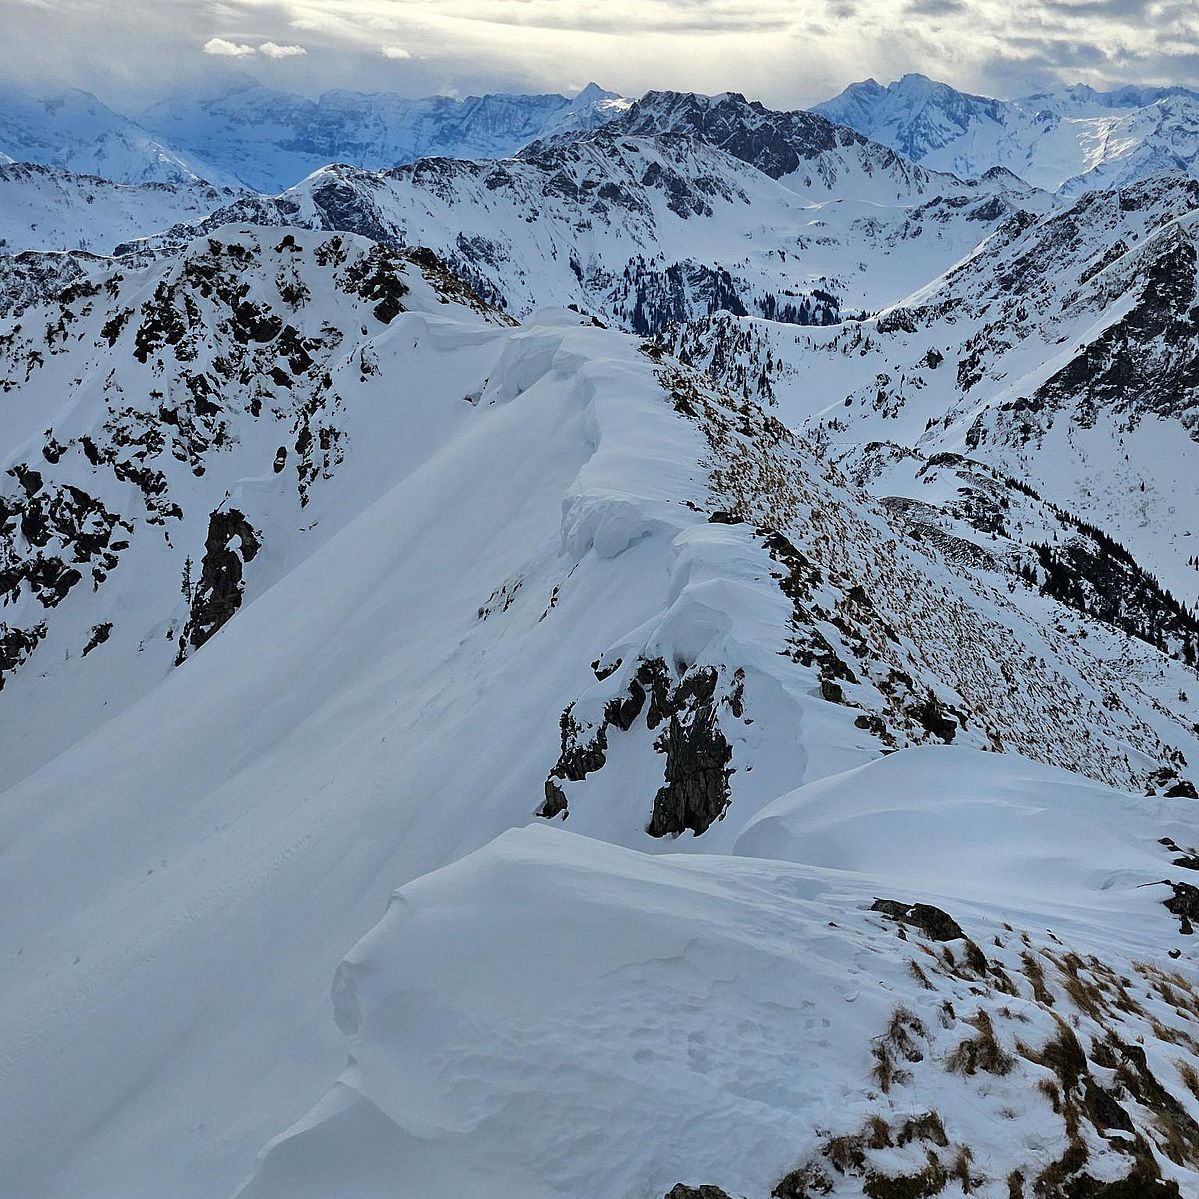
[870,898,966,942]
[539,657,736,836]
[646,700,734,837]
[177,508,260,662]
[1163,880,1199,934]
[0,622,45,690]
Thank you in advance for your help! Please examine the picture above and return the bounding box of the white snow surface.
[239,749,1199,1198]
[0,162,241,254]
[673,173,1199,612]
[3,78,1199,1199]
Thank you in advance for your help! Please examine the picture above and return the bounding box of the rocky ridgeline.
[0,228,507,692]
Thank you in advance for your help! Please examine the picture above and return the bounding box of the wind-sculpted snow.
[240,750,1199,1198]
[4,224,1199,1197]
[4,61,1199,1199]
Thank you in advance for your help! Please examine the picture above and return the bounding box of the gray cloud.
[903,0,967,17]
[2,0,1198,110]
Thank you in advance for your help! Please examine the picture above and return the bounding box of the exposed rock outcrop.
[177,508,260,662]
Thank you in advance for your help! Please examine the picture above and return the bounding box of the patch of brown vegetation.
[947,1010,1015,1077]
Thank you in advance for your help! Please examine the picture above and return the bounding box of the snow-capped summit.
[0,161,241,256]
[814,73,1008,164]
[1023,80,1199,115]
[1054,92,1199,195]
[536,82,632,139]
[108,98,1038,337]
[611,87,953,201]
[816,73,1199,193]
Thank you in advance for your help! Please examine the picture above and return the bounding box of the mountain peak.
[572,82,615,105]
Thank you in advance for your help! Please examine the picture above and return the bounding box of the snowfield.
[241,750,1199,1199]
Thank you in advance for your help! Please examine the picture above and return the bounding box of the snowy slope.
[816,73,1199,194]
[4,225,1199,1197]
[814,75,1010,163]
[139,81,627,193]
[0,162,240,254]
[0,84,232,185]
[0,77,631,196]
[678,173,1199,616]
[241,749,1199,1199]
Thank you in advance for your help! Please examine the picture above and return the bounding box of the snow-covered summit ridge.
[4,218,1199,1196]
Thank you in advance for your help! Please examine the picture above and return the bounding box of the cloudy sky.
[4,0,1198,107]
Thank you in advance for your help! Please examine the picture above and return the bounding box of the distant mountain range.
[0,84,227,186]
[0,78,630,193]
[815,72,1199,193]
[6,72,1199,199]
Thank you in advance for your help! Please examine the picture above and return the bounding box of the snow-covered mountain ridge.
[690,172,1199,623]
[244,753,1199,1198]
[90,90,1045,341]
[4,70,1199,1199]
[0,83,235,186]
[6,70,1199,204]
[4,224,1199,1199]
[0,77,629,193]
